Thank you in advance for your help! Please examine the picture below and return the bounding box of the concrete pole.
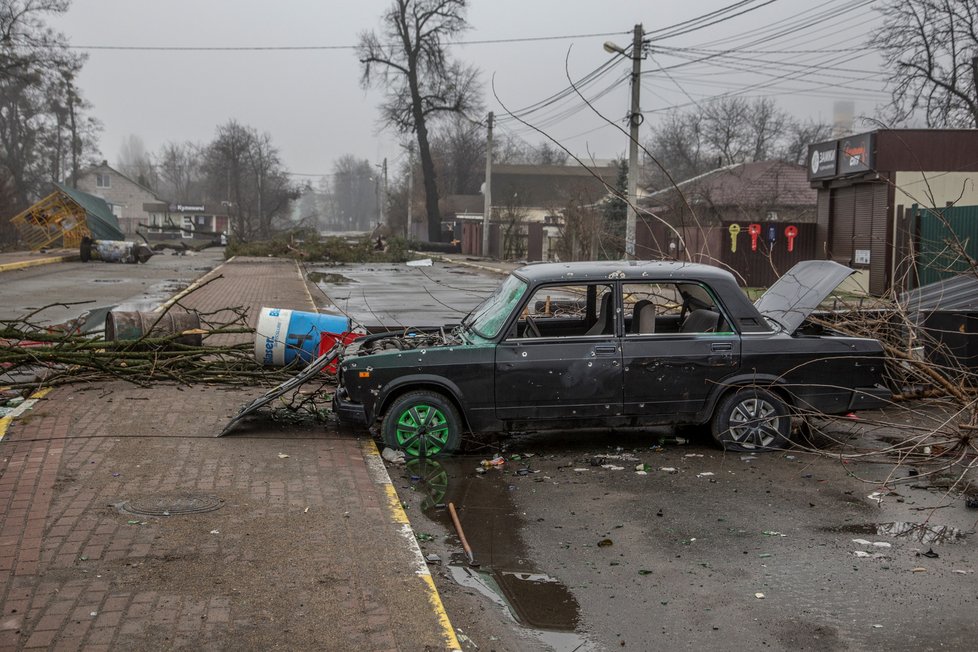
[482,111,494,258]
[625,23,643,259]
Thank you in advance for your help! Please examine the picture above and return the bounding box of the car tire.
[711,387,790,452]
[382,390,462,458]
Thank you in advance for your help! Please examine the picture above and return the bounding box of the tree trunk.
[406,62,441,242]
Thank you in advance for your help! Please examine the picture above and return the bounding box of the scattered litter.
[754,593,765,599]
[784,455,796,460]
[597,538,614,547]
[762,531,787,537]
[952,569,973,574]
[740,456,754,462]
[920,548,940,559]
[635,470,648,476]
[868,492,886,504]
[965,497,978,509]
[425,553,442,564]
[406,258,433,267]
[635,463,651,472]
[912,567,927,573]
[303,507,309,513]
[660,467,677,473]
[90,612,98,617]
[573,468,589,472]
[697,472,715,478]
[852,539,892,548]
[601,464,625,471]
[210,530,220,535]
[758,553,772,558]
[481,456,505,469]
[416,532,434,542]
[638,569,653,575]
[126,520,140,525]
[277,453,290,459]
[872,625,883,629]
[684,453,704,458]
[852,551,887,559]
[382,447,406,464]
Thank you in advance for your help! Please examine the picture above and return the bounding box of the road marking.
[0,388,53,442]
[0,254,79,274]
[294,260,317,310]
[360,439,461,652]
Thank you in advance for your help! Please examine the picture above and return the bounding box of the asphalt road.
[323,261,977,652]
[0,248,226,330]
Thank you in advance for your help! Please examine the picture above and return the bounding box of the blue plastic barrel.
[254,307,350,366]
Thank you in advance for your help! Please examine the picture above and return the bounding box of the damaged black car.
[333,260,890,456]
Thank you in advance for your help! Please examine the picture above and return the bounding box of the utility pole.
[382,157,388,229]
[406,144,414,238]
[625,24,643,259]
[482,111,494,258]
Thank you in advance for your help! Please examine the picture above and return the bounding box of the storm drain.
[121,492,223,516]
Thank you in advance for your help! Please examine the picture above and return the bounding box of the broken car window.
[467,273,528,339]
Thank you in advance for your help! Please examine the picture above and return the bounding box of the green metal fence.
[916,204,978,287]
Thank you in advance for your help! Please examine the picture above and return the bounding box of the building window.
[96,173,111,188]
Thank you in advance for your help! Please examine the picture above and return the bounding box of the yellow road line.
[294,259,317,310]
[0,255,79,274]
[360,440,461,651]
[0,388,53,443]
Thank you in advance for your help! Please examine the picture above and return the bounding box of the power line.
[65,31,629,52]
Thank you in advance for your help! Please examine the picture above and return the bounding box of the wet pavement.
[0,248,225,329]
[308,261,505,327]
[388,427,978,651]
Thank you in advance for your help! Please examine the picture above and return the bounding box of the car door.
[494,282,623,422]
[620,280,740,419]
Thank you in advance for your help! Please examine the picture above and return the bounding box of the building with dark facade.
[808,129,978,295]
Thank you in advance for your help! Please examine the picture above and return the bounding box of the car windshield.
[465,273,528,339]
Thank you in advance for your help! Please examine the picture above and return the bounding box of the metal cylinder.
[105,311,202,346]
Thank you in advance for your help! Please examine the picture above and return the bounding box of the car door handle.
[711,343,733,352]
[594,345,618,354]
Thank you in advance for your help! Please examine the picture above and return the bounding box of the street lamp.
[604,24,645,259]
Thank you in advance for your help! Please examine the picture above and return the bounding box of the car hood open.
[753,260,855,334]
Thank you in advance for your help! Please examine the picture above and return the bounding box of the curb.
[361,440,462,652]
[154,255,234,313]
[0,254,79,274]
[0,388,52,443]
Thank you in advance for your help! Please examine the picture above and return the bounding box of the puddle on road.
[828,521,967,544]
[411,457,591,651]
[307,271,356,285]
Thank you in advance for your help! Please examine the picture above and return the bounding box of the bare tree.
[873,0,978,127]
[203,121,295,241]
[0,0,99,245]
[779,119,834,166]
[646,98,795,187]
[155,141,203,202]
[357,0,481,242]
[117,134,156,189]
[330,155,378,231]
[430,115,485,195]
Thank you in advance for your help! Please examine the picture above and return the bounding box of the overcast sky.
[51,0,888,182]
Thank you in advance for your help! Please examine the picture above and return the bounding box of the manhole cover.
[122,492,222,516]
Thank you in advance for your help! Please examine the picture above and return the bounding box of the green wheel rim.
[395,404,450,457]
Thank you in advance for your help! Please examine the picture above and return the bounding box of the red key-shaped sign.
[748,223,761,251]
[785,225,798,252]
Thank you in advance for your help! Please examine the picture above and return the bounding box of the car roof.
[512,260,738,284]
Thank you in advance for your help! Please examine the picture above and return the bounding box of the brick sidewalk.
[0,257,458,651]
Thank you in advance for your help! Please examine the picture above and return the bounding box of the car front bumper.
[333,388,367,425]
